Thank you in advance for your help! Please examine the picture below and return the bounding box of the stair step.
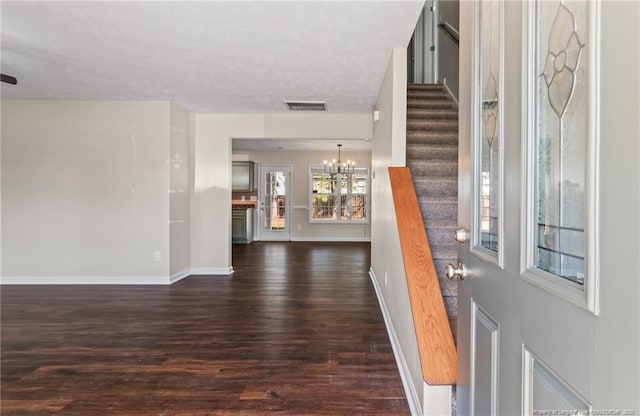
[430,245,458,260]
[407,118,458,132]
[407,83,445,92]
[407,90,450,100]
[425,225,458,247]
[407,131,458,145]
[438,274,458,297]
[406,143,458,160]
[407,108,458,120]
[408,160,457,177]
[407,98,454,110]
[413,177,458,198]
[418,197,458,221]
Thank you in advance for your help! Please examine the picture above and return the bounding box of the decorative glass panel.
[475,0,502,255]
[534,0,588,284]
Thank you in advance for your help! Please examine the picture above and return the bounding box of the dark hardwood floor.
[1,242,410,415]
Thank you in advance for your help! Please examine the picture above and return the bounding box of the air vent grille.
[284,101,327,111]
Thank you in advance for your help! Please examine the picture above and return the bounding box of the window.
[309,166,369,223]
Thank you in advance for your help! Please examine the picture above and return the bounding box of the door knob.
[446,262,467,280]
[455,227,470,243]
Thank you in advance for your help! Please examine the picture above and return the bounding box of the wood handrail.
[389,167,457,385]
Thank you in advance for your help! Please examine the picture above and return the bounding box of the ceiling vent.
[284,100,327,111]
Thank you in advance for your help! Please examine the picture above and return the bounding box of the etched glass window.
[477,0,501,253]
[534,0,587,284]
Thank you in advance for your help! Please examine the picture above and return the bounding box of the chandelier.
[323,144,355,176]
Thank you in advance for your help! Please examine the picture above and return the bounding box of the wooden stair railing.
[389,167,457,385]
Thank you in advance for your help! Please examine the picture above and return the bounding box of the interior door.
[258,165,291,241]
[457,1,639,415]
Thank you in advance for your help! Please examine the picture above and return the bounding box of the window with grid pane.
[309,167,369,223]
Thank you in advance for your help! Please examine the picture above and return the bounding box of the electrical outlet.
[154,251,161,262]
[297,225,302,231]
[384,271,388,287]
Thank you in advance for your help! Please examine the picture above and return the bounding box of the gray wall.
[438,0,460,101]
[371,48,425,413]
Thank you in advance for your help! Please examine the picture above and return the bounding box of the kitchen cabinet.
[232,207,254,244]
[232,161,255,192]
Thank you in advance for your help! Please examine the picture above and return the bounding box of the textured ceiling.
[1,1,424,113]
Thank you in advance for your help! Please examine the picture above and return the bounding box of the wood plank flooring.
[1,242,410,415]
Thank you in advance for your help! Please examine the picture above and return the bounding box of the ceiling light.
[323,144,355,176]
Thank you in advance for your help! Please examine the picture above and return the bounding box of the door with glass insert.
[258,165,291,241]
[456,1,639,414]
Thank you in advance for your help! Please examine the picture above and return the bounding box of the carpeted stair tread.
[407,83,446,92]
[407,119,458,132]
[407,131,458,145]
[412,177,458,197]
[408,160,457,177]
[418,195,458,205]
[407,99,455,110]
[407,108,458,119]
[429,245,458,260]
[419,201,457,222]
[406,143,458,160]
[407,90,450,100]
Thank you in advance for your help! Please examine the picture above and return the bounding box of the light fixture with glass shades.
[323,144,355,176]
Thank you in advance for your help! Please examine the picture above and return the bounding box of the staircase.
[406,83,459,339]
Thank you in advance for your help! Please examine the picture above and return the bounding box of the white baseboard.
[170,269,191,284]
[423,383,452,416]
[369,267,423,416]
[189,267,234,276]
[442,78,459,108]
[1,266,234,285]
[290,236,371,242]
[0,275,169,285]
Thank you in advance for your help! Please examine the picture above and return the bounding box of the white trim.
[0,275,170,285]
[1,267,234,285]
[369,268,423,416]
[423,383,452,416]
[470,0,505,269]
[291,236,371,242]
[170,268,191,284]
[258,164,293,241]
[471,299,500,416]
[522,346,592,416]
[308,165,371,225]
[190,267,234,276]
[442,79,459,108]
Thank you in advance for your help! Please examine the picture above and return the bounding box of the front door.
[457,1,639,415]
[258,165,291,241]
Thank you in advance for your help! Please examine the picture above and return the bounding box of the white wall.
[169,102,190,280]
[370,48,426,413]
[1,100,171,283]
[438,0,460,101]
[191,113,372,273]
[235,149,371,241]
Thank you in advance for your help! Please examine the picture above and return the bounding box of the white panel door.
[258,165,291,241]
[457,1,640,415]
